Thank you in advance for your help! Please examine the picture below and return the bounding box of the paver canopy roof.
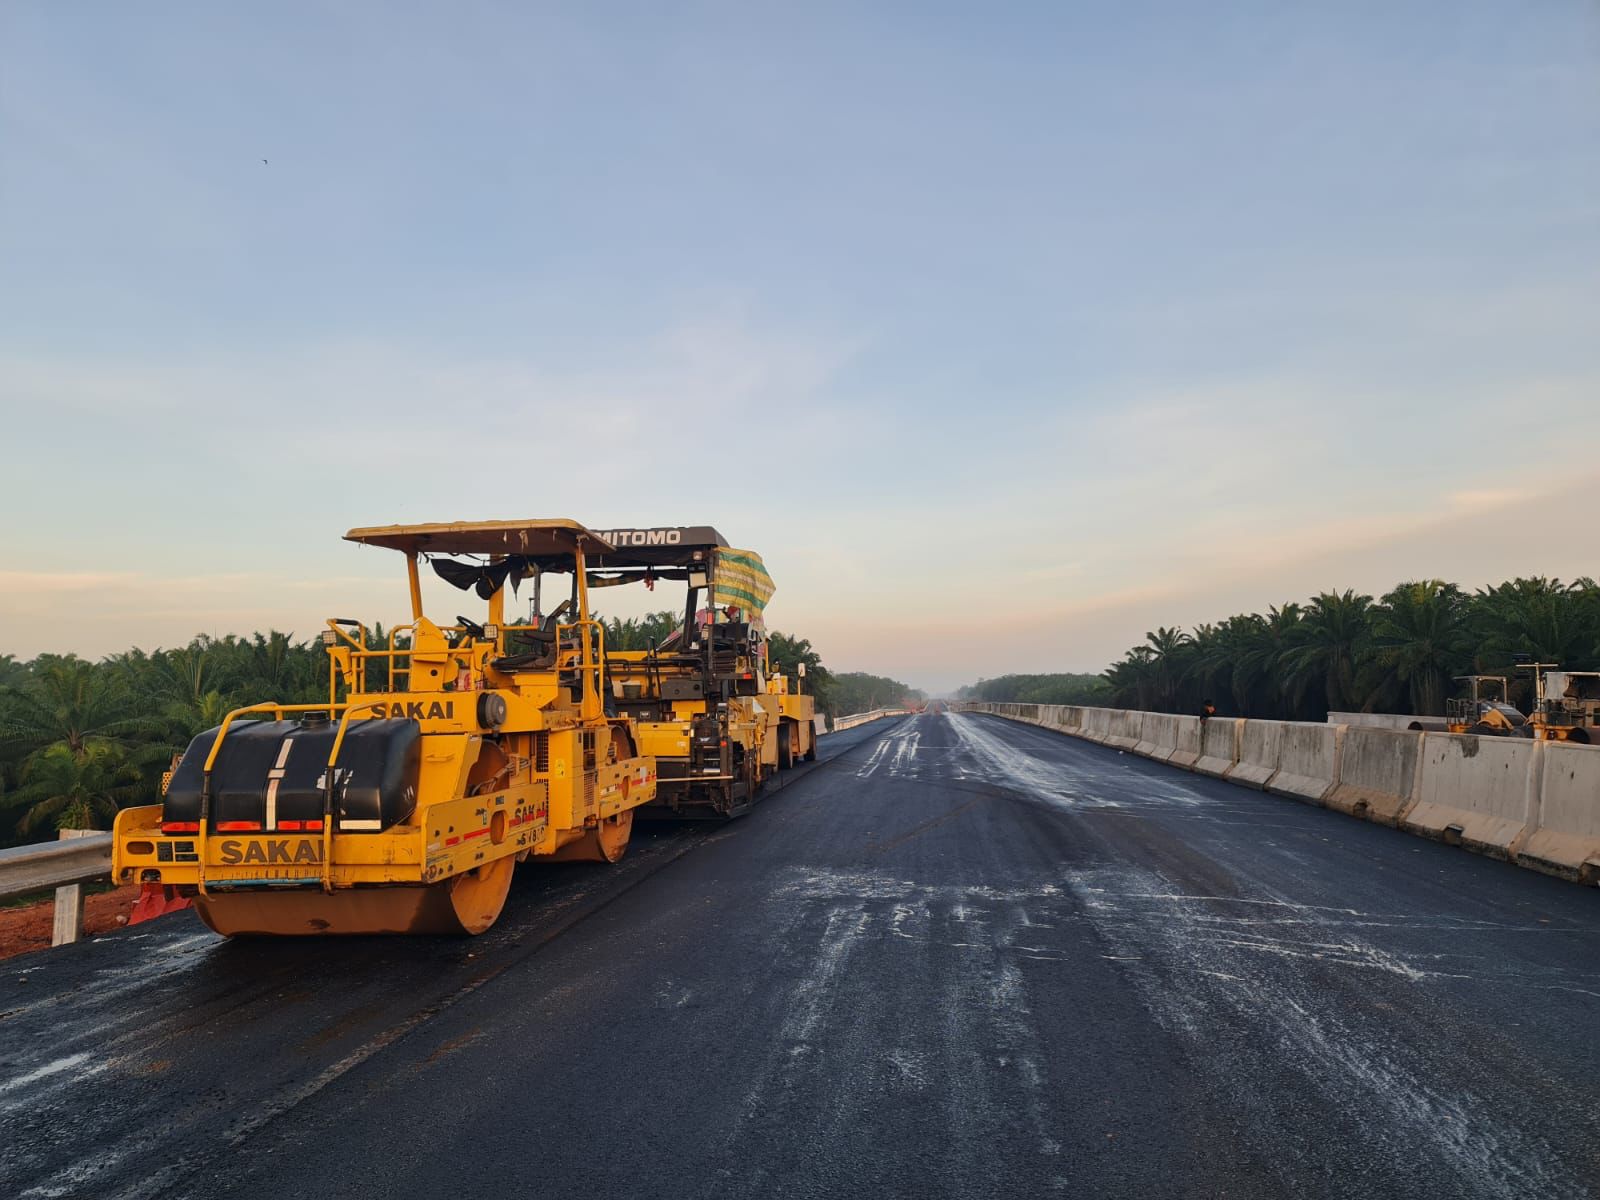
[586,525,728,569]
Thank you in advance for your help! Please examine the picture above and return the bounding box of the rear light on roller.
[276,820,324,831]
[161,822,200,834]
[215,821,262,831]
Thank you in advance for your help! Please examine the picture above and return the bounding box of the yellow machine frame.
[113,520,657,936]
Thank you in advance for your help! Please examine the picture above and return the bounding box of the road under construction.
[4,711,1597,1199]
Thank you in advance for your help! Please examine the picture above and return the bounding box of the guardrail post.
[52,828,97,947]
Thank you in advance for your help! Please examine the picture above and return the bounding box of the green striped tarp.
[713,548,775,616]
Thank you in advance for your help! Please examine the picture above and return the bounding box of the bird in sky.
[261,158,268,165]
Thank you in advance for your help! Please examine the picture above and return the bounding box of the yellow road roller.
[112,520,656,936]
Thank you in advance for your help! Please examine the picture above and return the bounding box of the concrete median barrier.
[1326,727,1423,826]
[1401,734,1542,859]
[1132,713,1201,766]
[1106,709,1142,751]
[1266,722,1343,805]
[1133,713,1178,762]
[1080,707,1114,745]
[1194,718,1242,777]
[1516,741,1600,883]
[1227,720,1283,790]
[1166,716,1203,770]
[975,701,1600,890]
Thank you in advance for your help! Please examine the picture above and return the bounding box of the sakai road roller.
[588,526,817,818]
[112,520,657,936]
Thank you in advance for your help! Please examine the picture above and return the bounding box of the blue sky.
[2,2,1597,692]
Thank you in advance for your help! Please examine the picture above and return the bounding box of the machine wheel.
[193,853,517,937]
[548,810,634,864]
[803,732,817,763]
[1466,721,1510,737]
[778,723,794,770]
[420,854,518,934]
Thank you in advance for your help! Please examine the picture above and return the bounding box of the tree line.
[0,633,329,844]
[958,673,1109,707]
[1099,577,1600,720]
[0,617,913,842]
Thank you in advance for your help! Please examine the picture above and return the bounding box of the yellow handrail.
[556,619,607,719]
[320,699,388,892]
[198,702,355,896]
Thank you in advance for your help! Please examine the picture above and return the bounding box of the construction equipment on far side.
[112,520,657,936]
[1442,663,1600,743]
[588,526,816,818]
[1532,670,1600,743]
[1445,676,1527,735]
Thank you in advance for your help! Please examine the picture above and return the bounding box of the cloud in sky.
[1,3,1597,693]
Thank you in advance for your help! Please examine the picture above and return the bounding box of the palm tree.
[1371,581,1470,715]
[768,630,828,688]
[1236,604,1302,718]
[1282,590,1374,716]
[5,742,144,833]
[1470,578,1599,668]
[1189,613,1268,715]
[1142,626,1193,711]
[1105,647,1159,710]
[0,657,145,759]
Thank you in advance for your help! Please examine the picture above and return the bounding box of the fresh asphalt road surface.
[3,712,1599,1199]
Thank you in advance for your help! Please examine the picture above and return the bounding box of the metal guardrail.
[0,831,114,948]
[0,832,113,903]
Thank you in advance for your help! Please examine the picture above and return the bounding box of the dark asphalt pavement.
[2,712,1597,1199]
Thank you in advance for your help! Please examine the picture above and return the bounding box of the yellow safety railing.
[198,701,356,896]
[557,619,606,719]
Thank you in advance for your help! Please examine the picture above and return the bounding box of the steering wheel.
[456,614,486,640]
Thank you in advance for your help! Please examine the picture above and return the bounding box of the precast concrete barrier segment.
[1134,713,1202,766]
[831,709,905,733]
[1194,718,1242,778]
[1166,715,1204,771]
[1266,722,1343,804]
[1106,709,1143,752]
[1401,734,1543,859]
[1227,721,1285,790]
[962,702,1600,889]
[1326,727,1423,826]
[1133,713,1177,762]
[1081,708,1114,745]
[1519,742,1600,883]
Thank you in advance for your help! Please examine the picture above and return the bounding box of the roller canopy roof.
[344,519,614,558]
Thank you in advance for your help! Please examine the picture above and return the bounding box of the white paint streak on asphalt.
[1061,864,1584,1200]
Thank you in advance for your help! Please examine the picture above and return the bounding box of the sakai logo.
[219,838,323,865]
[596,528,683,547]
[369,700,456,720]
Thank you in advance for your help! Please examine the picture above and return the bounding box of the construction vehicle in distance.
[113,520,657,936]
[1532,670,1600,743]
[589,526,816,818]
[1445,676,1527,735]
[1440,665,1600,743]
